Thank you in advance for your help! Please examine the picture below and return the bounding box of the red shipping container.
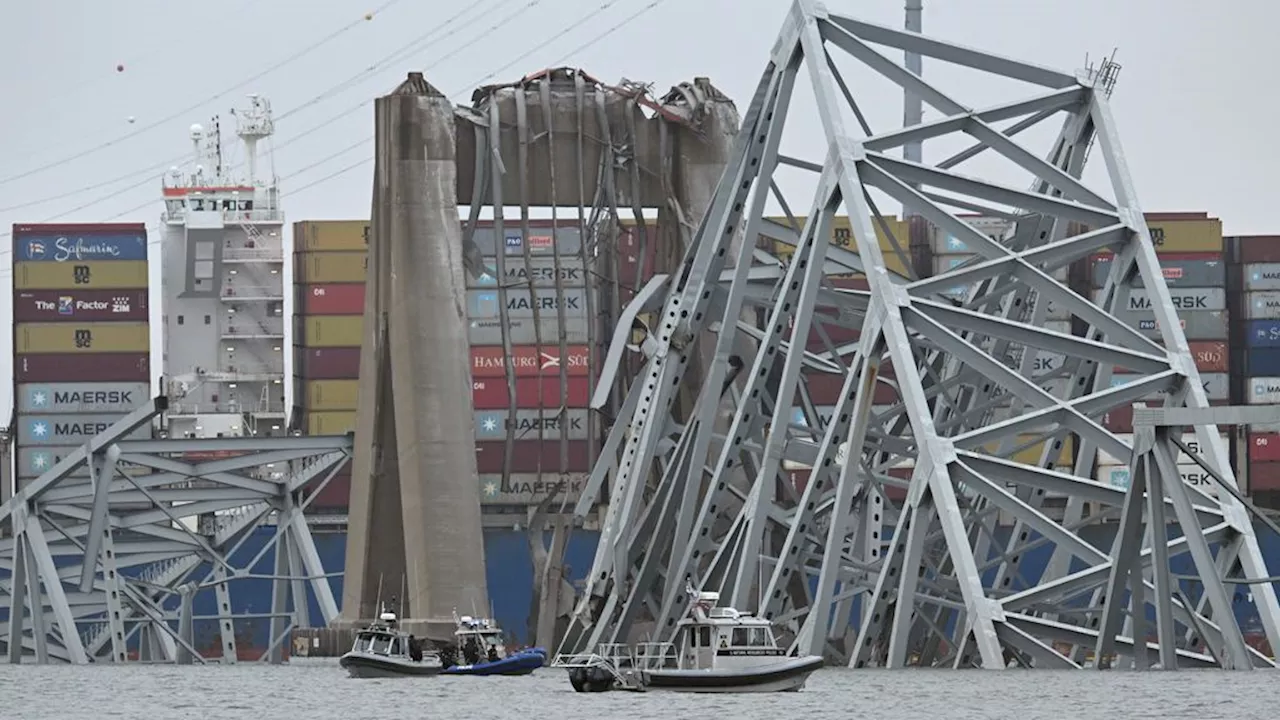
[1247,461,1280,493]
[803,371,898,405]
[474,439,592,474]
[12,289,149,322]
[471,345,592,378]
[616,224,660,287]
[1249,433,1280,463]
[305,472,353,511]
[300,283,366,315]
[472,376,592,409]
[1238,236,1280,264]
[1100,400,1228,434]
[298,347,361,379]
[1188,341,1229,373]
[15,352,150,382]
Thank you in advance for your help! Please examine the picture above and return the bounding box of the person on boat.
[486,645,499,663]
[408,634,423,662]
[462,637,481,665]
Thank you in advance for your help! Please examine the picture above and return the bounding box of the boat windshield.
[730,626,773,648]
[355,631,399,655]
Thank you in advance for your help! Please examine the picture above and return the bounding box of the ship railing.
[632,641,679,670]
[223,247,283,262]
[221,285,284,300]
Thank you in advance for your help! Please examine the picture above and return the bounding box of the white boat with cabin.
[338,607,442,679]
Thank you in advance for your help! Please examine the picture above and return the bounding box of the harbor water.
[0,660,1272,720]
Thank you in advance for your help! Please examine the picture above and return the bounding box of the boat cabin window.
[751,627,770,646]
[698,626,711,647]
[730,627,772,647]
[388,637,401,655]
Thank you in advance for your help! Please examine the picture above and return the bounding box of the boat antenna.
[399,575,407,621]
[374,574,385,617]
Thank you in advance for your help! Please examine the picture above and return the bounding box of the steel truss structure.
[0,397,352,664]
[562,0,1280,669]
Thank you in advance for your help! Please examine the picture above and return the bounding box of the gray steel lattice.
[0,397,351,664]
[561,0,1280,670]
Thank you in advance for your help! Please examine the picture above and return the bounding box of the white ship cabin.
[351,611,412,658]
[456,615,508,656]
[675,592,784,669]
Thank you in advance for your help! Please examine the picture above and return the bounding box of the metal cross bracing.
[0,396,353,664]
[558,0,1280,670]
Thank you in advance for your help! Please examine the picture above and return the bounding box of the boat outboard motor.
[408,635,424,662]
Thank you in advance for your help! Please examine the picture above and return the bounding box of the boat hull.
[339,651,443,679]
[643,656,824,693]
[443,648,547,676]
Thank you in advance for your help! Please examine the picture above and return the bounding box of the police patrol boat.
[338,605,442,679]
[553,586,824,693]
[439,613,547,676]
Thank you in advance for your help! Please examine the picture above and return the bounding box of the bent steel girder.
[560,0,1280,670]
[0,397,352,664]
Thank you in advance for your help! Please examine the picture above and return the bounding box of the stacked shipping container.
[11,224,153,488]
[1236,235,1280,500]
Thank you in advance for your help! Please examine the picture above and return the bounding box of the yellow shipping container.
[307,411,357,436]
[301,316,365,348]
[306,380,360,411]
[1145,214,1223,253]
[981,434,1075,466]
[767,215,912,276]
[296,251,369,284]
[14,260,149,290]
[295,220,370,252]
[17,322,150,354]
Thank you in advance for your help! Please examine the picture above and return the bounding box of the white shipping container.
[933,253,1067,281]
[1090,287,1227,313]
[16,382,150,414]
[930,216,1014,253]
[1045,320,1072,335]
[1245,263,1280,292]
[1096,433,1229,467]
[1110,372,1229,401]
[1246,291,1280,320]
[1247,377,1280,404]
[1097,464,1221,498]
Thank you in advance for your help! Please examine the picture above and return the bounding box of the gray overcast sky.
[0,0,1275,415]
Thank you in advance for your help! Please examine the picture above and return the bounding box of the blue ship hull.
[442,647,547,676]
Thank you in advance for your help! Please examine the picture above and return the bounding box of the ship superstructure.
[160,95,287,439]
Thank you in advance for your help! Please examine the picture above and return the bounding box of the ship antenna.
[374,574,384,618]
[399,574,407,621]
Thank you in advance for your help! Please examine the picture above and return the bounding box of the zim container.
[477,473,588,505]
[15,382,150,414]
[298,316,364,348]
[16,322,150,354]
[474,439,591,474]
[18,413,150,446]
[470,345,592,378]
[13,224,148,262]
[468,256,590,289]
[304,380,360,411]
[472,376,592,410]
[1090,287,1226,313]
[298,283,366,316]
[1090,252,1224,289]
[294,220,369,252]
[14,352,150,382]
[14,260,149,290]
[1111,372,1229,401]
[474,408,591,441]
[297,346,362,379]
[305,411,357,436]
[467,288,592,319]
[295,251,368,284]
[469,316,593,345]
[12,289,149,322]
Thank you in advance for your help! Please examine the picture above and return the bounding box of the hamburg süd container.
[12,289,149,322]
[18,414,150,446]
[298,316,364,348]
[16,322,150,354]
[297,347,361,379]
[14,260,149,290]
[470,345,592,378]
[295,251,369,284]
[466,288,593,319]
[471,376,592,410]
[1090,287,1226,313]
[1089,252,1224,289]
[13,224,148,262]
[1187,340,1229,373]
[15,382,150,414]
[15,352,150,382]
[293,220,369,252]
[298,283,366,316]
[468,256,590,289]
[304,380,360,412]
[477,473,588,505]
[474,440,592,474]
[305,411,357,436]
[473,408,591,441]
[469,316,592,345]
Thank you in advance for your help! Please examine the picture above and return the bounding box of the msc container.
[1244,263,1280,291]
[13,226,148,262]
[1247,377,1280,404]
[304,380,360,411]
[1188,340,1229,372]
[15,382,150,414]
[468,256,590,289]
[803,372,898,405]
[1246,319,1280,347]
[299,283,366,316]
[1112,309,1228,341]
[467,288,592,319]
[474,440,591,474]
[1247,349,1280,377]
[294,220,369,252]
[297,347,362,379]
[14,260,149,290]
[1248,433,1280,463]
[1097,432,1229,466]
[1110,372,1229,401]
[762,213,910,253]
[469,316,592,345]
[477,473,589,505]
[295,252,368,284]
[305,411,357,436]
[1143,214,1223,253]
[299,316,364,348]
[305,472,352,511]
[1096,464,1221,497]
[15,352,150,382]
[18,413,150,446]
[474,409,591,441]
[471,345,592,378]
[1100,400,1227,434]
[1090,287,1226,313]
[472,377,592,410]
[1247,462,1280,492]
[1090,252,1224,288]
[16,444,151,479]
[16,322,150,354]
[1245,291,1280,320]
[12,289,149,322]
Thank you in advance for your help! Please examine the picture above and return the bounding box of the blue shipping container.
[1248,319,1280,348]
[14,232,148,262]
[1248,348,1280,376]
